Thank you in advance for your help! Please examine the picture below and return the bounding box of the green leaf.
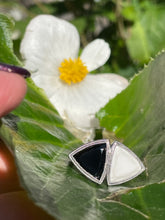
[126,3,165,64]
[122,4,137,21]
[1,13,165,220]
[111,182,165,220]
[97,50,165,217]
[0,13,21,65]
[71,17,86,34]
[97,51,165,185]
[97,51,165,218]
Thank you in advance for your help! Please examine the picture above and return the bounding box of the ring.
[69,139,145,185]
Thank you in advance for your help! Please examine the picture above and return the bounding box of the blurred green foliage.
[1,0,165,79]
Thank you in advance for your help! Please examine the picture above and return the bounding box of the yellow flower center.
[58,57,88,85]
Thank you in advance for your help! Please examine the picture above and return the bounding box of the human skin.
[0,71,27,117]
[0,70,54,219]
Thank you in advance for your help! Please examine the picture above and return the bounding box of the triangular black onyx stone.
[73,143,106,180]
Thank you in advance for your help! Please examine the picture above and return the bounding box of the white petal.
[64,119,95,143]
[31,73,95,142]
[20,15,80,74]
[33,73,128,142]
[32,74,61,98]
[80,39,110,72]
[49,73,128,134]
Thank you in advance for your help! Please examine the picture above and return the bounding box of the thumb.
[0,64,30,117]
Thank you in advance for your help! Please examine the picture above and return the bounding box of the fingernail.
[0,62,31,78]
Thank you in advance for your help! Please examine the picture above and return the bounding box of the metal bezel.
[69,139,111,184]
[107,141,145,186]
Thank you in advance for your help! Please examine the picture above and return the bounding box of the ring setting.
[69,139,145,185]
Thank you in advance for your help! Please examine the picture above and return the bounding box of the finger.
[0,140,54,220]
[0,191,54,220]
[0,71,27,117]
[0,140,22,194]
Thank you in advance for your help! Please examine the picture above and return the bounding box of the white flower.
[20,15,128,142]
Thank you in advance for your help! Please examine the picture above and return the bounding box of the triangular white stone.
[107,142,145,185]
